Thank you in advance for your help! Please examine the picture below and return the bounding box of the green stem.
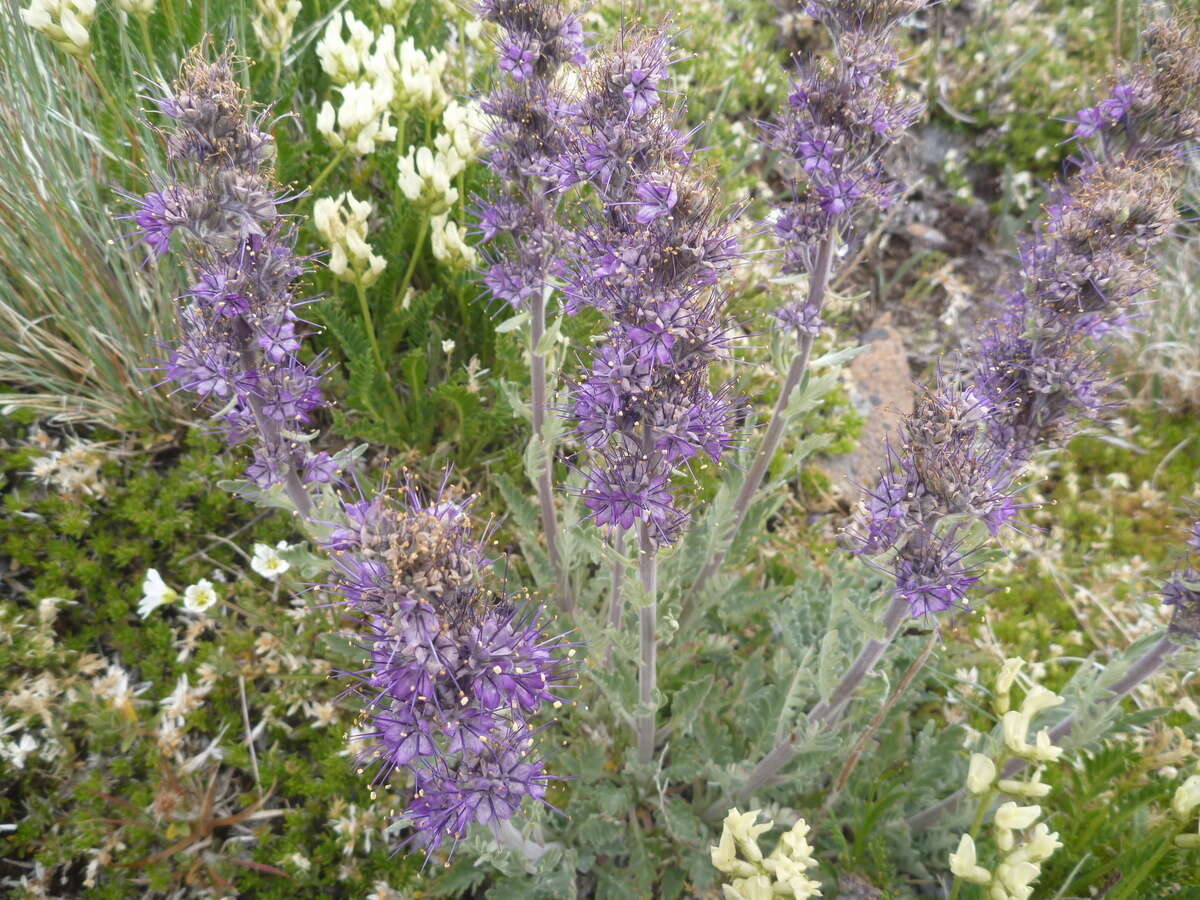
[396,215,429,310]
[949,766,1003,900]
[78,56,124,125]
[354,279,401,418]
[308,148,347,196]
[1106,830,1176,900]
[136,15,163,81]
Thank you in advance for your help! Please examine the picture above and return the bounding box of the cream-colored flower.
[316,11,376,84]
[1002,710,1030,756]
[20,0,95,57]
[430,214,478,268]
[948,834,991,885]
[313,192,386,285]
[1030,728,1063,763]
[997,772,1052,799]
[317,80,397,156]
[994,801,1040,831]
[1018,685,1063,718]
[1173,774,1200,819]
[397,145,461,213]
[967,753,996,794]
[253,0,301,57]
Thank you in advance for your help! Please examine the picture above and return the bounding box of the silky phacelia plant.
[684,0,929,604]
[128,48,573,859]
[476,0,584,310]
[851,14,1200,619]
[126,49,331,513]
[556,27,743,544]
[475,0,587,610]
[326,477,574,854]
[767,0,926,336]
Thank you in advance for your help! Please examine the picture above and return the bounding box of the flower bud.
[997,776,1051,800]
[995,657,1024,713]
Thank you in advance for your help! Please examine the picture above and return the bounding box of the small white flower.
[182,579,218,614]
[2,733,39,769]
[250,543,291,580]
[138,569,178,618]
[441,338,456,355]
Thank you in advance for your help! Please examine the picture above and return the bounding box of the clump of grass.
[0,11,184,429]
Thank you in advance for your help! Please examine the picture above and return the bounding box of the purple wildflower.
[326,479,575,855]
[553,27,744,545]
[852,13,1200,618]
[763,0,928,336]
[124,50,329,495]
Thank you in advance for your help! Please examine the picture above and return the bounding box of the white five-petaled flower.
[138,568,178,618]
[250,541,293,580]
[182,579,219,614]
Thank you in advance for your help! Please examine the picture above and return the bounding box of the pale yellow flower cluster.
[711,808,822,900]
[949,657,1065,900]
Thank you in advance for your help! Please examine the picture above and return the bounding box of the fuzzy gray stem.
[636,520,659,766]
[530,288,573,614]
[683,235,835,621]
[808,594,910,727]
[715,594,909,815]
[604,534,625,669]
[239,347,313,520]
[906,634,1179,830]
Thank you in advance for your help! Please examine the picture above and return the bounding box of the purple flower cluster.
[126,51,335,499]
[128,48,575,858]
[475,0,586,309]
[554,29,743,543]
[766,0,926,334]
[850,15,1200,618]
[326,479,573,853]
